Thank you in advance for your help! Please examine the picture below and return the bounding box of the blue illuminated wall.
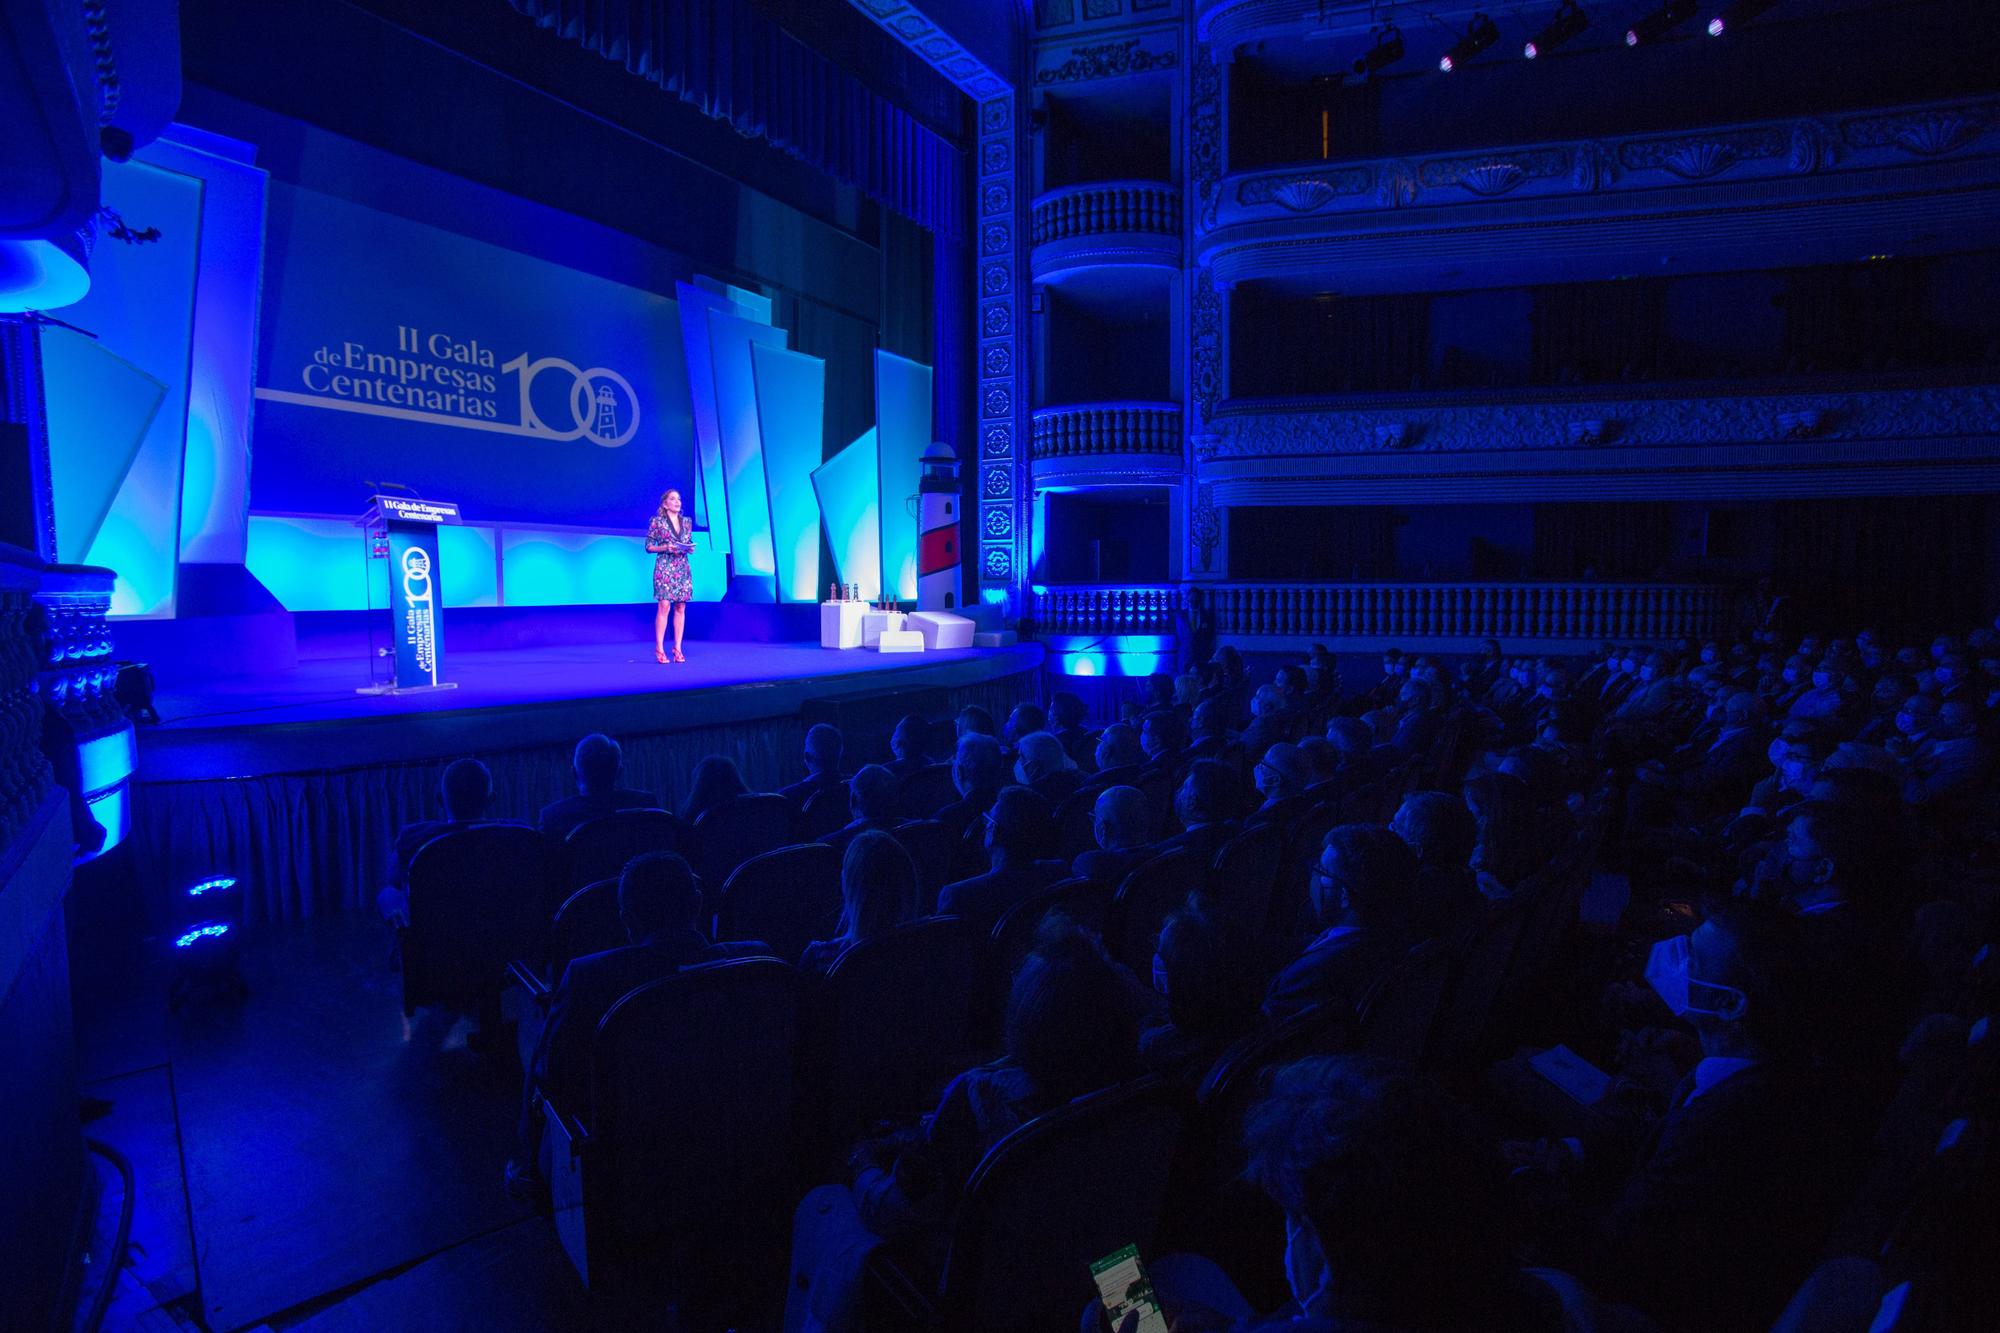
[42,157,206,617]
[750,342,828,603]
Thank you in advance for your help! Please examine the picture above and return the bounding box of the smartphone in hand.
[1091,1244,1169,1333]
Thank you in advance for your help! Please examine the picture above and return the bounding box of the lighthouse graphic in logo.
[916,442,962,611]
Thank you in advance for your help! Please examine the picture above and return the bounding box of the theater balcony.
[1196,374,2000,502]
[1196,95,2000,294]
[1032,577,1729,660]
[1029,180,1183,282]
[1030,402,1184,489]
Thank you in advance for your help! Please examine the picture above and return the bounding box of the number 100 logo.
[501,354,640,448]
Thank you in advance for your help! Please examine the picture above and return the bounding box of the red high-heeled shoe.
[671,648,685,664]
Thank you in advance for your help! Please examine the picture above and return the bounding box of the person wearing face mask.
[1588,903,1864,1333]
[1738,723,1828,818]
[1884,693,1938,762]
[1139,708,1193,778]
[1264,825,1414,1021]
[1072,785,1156,890]
[1634,690,1769,824]
[1154,760,1243,867]
[1784,658,1848,723]
[1249,744,1313,829]
[1931,651,1974,704]
[1239,685,1296,758]
[1902,700,1989,808]
[1138,904,1262,1086]
[1853,674,1913,744]
[1013,730,1085,807]
[935,785,1067,931]
[1612,650,1684,722]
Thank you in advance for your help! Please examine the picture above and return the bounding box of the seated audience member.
[1003,701,1048,750]
[1323,716,1388,790]
[1239,684,1293,756]
[682,754,750,824]
[1014,730,1085,806]
[1139,708,1190,774]
[1883,691,1937,763]
[955,704,998,741]
[1388,791,1484,942]
[1297,736,1340,790]
[823,764,905,854]
[1144,671,1177,715]
[1155,759,1242,867]
[1090,722,1148,788]
[780,723,847,806]
[1213,1056,1570,1330]
[799,830,921,976]
[1854,675,1913,744]
[1072,785,1155,889]
[1185,697,1232,760]
[937,785,1066,929]
[1634,690,1768,822]
[1903,699,1989,807]
[1048,691,1095,770]
[511,851,764,1190]
[1249,743,1313,827]
[1385,678,1445,757]
[1462,771,1536,898]
[935,733,1008,843]
[1265,825,1415,1020]
[884,714,930,781]
[785,927,1142,1329]
[379,757,504,925]
[1742,726,1831,818]
[537,733,656,841]
[1583,902,1865,1332]
[1140,902,1262,1082]
[1203,645,1253,730]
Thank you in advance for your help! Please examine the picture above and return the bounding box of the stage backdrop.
[254,182,698,530]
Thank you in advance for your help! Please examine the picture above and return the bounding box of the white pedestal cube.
[860,611,907,648]
[972,630,1018,648]
[874,629,925,653]
[820,600,868,649]
[907,611,974,650]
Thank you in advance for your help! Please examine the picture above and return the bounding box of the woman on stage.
[647,489,694,663]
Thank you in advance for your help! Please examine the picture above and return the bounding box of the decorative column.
[976,92,1028,595]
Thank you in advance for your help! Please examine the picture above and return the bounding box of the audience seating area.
[384,621,2000,1331]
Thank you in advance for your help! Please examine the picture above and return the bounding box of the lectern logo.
[401,548,437,679]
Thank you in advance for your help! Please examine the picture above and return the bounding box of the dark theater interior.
[4,2,2000,1330]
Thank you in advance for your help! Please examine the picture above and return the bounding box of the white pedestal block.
[874,629,925,653]
[861,611,907,648]
[971,629,1018,648]
[820,600,868,649]
[907,611,974,650]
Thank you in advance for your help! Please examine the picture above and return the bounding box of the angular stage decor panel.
[749,341,827,604]
[813,427,883,601]
[874,350,933,603]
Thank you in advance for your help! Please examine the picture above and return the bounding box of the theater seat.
[715,842,840,964]
[1107,851,1204,973]
[403,824,550,1019]
[889,819,951,912]
[806,916,983,1154]
[1208,823,1285,928]
[693,793,799,885]
[563,808,689,894]
[547,879,626,980]
[799,784,852,841]
[1355,939,1454,1069]
[870,1075,1188,1332]
[544,956,797,1308]
[896,762,958,820]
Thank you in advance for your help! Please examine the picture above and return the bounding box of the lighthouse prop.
[907,441,974,649]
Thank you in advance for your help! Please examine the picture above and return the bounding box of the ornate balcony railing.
[1031,180,1182,246]
[0,546,58,860]
[1031,580,1729,642]
[1032,403,1183,461]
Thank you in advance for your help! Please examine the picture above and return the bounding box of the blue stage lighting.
[1708,0,1781,36]
[174,922,232,948]
[1439,13,1499,71]
[187,876,238,898]
[1626,1,1696,46]
[1525,1,1588,58]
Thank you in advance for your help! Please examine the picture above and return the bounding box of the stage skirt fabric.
[129,675,1027,926]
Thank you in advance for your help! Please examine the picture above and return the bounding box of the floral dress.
[649,513,693,603]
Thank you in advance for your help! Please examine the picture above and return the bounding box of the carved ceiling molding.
[845,0,1011,100]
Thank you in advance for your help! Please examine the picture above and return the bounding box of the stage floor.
[137,638,1043,781]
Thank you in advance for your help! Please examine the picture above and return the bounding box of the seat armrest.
[541,1093,591,1157]
[507,958,552,1003]
[864,1247,937,1328]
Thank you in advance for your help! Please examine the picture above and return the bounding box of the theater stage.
[124,621,1042,923]
[137,635,1044,782]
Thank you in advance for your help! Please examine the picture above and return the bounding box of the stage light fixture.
[1708,0,1781,36]
[1439,13,1499,71]
[1626,0,1697,46]
[1352,24,1405,76]
[1525,1,1589,58]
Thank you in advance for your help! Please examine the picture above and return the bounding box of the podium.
[356,494,462,694]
